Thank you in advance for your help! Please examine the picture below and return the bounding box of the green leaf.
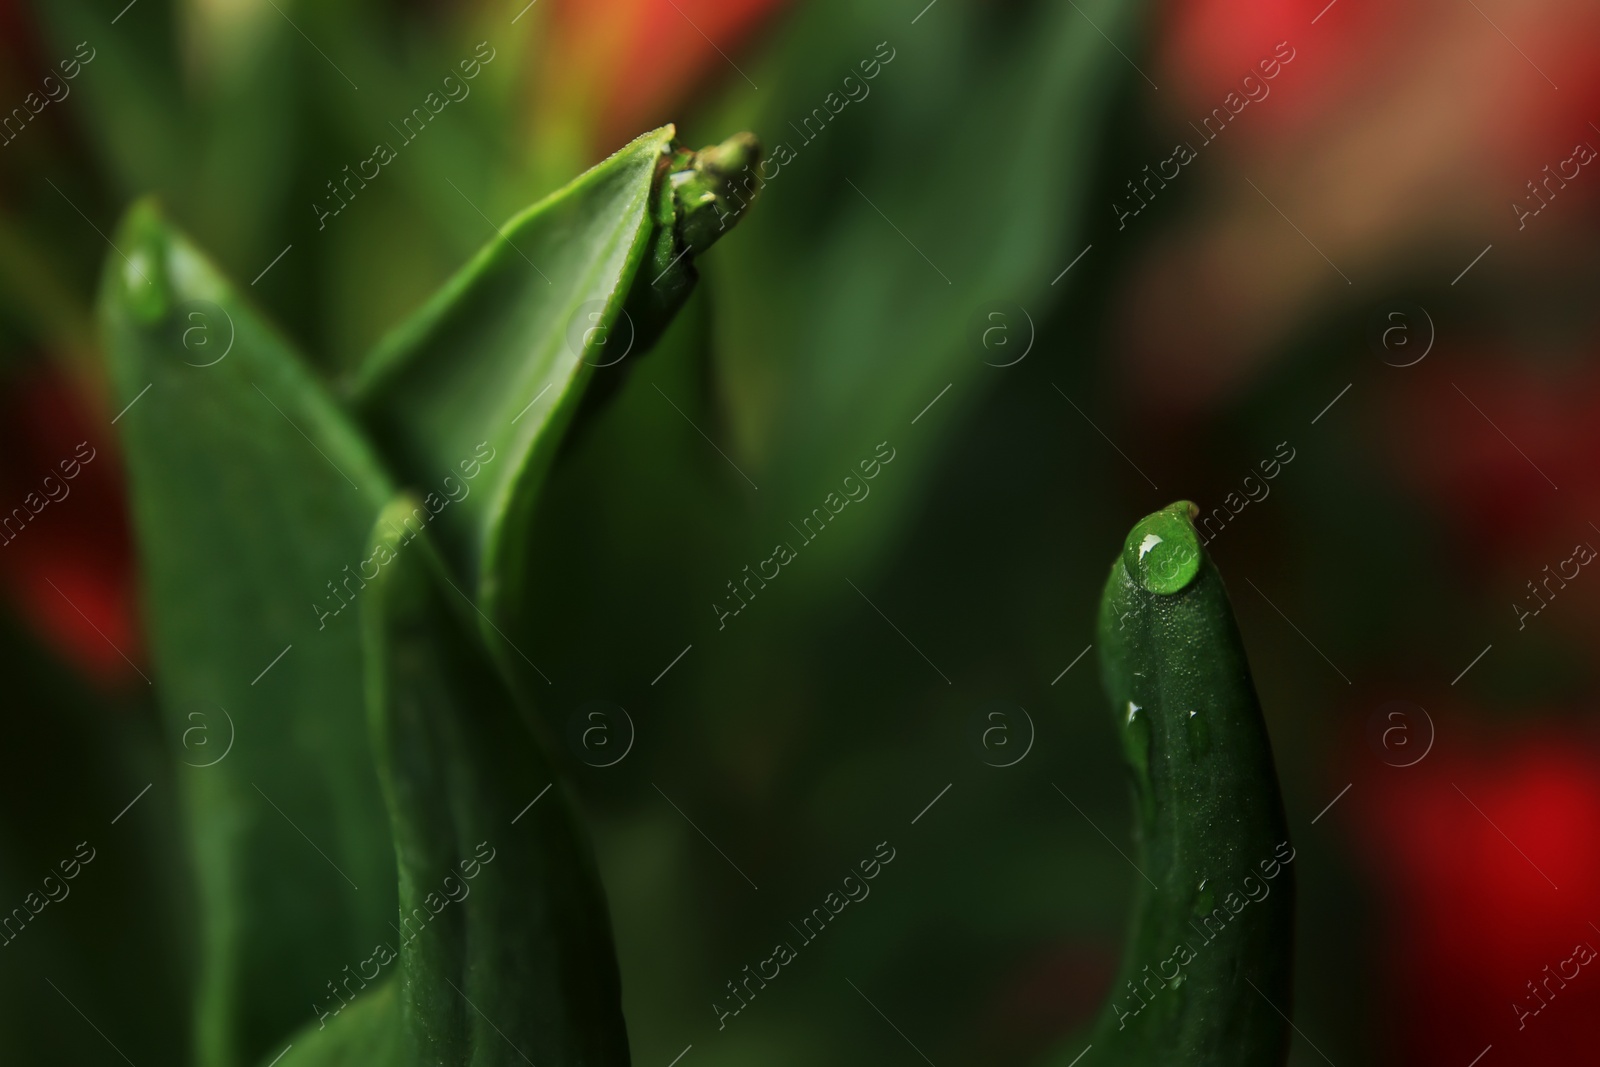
[349,126,671,612]
[101,200,398,1067]
[272,497,627,1067]
[350,126,757,641]
[272,981,401,1067]
[1086,502,1294,1066]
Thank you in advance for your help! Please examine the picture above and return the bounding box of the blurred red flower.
[1384,357,1600,597]
[1121,0,1600,412]
[0,369,141,688]
[1356,730,1600,1064]
[538,0,787,158]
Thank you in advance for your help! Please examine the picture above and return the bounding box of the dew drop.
[120,204,171,325]
[1122,700,1152,786]
[1122,502,1202,595]
[1186,707,1211,758]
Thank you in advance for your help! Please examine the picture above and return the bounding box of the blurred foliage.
[12,0,1600,1065]
[0,615,189,1064]
[21,0,1159,1062]
[102,201,402,1067]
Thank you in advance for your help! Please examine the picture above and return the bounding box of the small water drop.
[1186,707,1212,758]
[1122,700,1152,790]
[1169,975,1189,1021]
[118,202,172,325]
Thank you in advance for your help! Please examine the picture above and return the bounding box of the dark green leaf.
[1088,502,1294,1066]
[272,497,628,1066]
[101,200,398,1067]
[350,126,675,620]
[350,126,756,646]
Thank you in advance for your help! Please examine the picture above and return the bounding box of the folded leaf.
[360,496,626,1065]
[351,126,757,637]
[101,200,398,1067]
[1086,502,1294,1065]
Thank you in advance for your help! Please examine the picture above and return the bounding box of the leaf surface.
[1087,502,1294,1066]
[318,498,626,1066]
[352,126,676,629]
[102,201,398,1067]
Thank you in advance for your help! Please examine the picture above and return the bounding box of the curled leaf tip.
[669,131,762,254]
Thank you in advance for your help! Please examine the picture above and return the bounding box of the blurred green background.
[4,0,1600,1064]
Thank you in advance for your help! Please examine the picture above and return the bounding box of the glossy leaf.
[1087,502,1294,1065]
[102,201,398,1067]
[277,497,627,1067]
[351,126,756,644]
[351,126,672,612]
